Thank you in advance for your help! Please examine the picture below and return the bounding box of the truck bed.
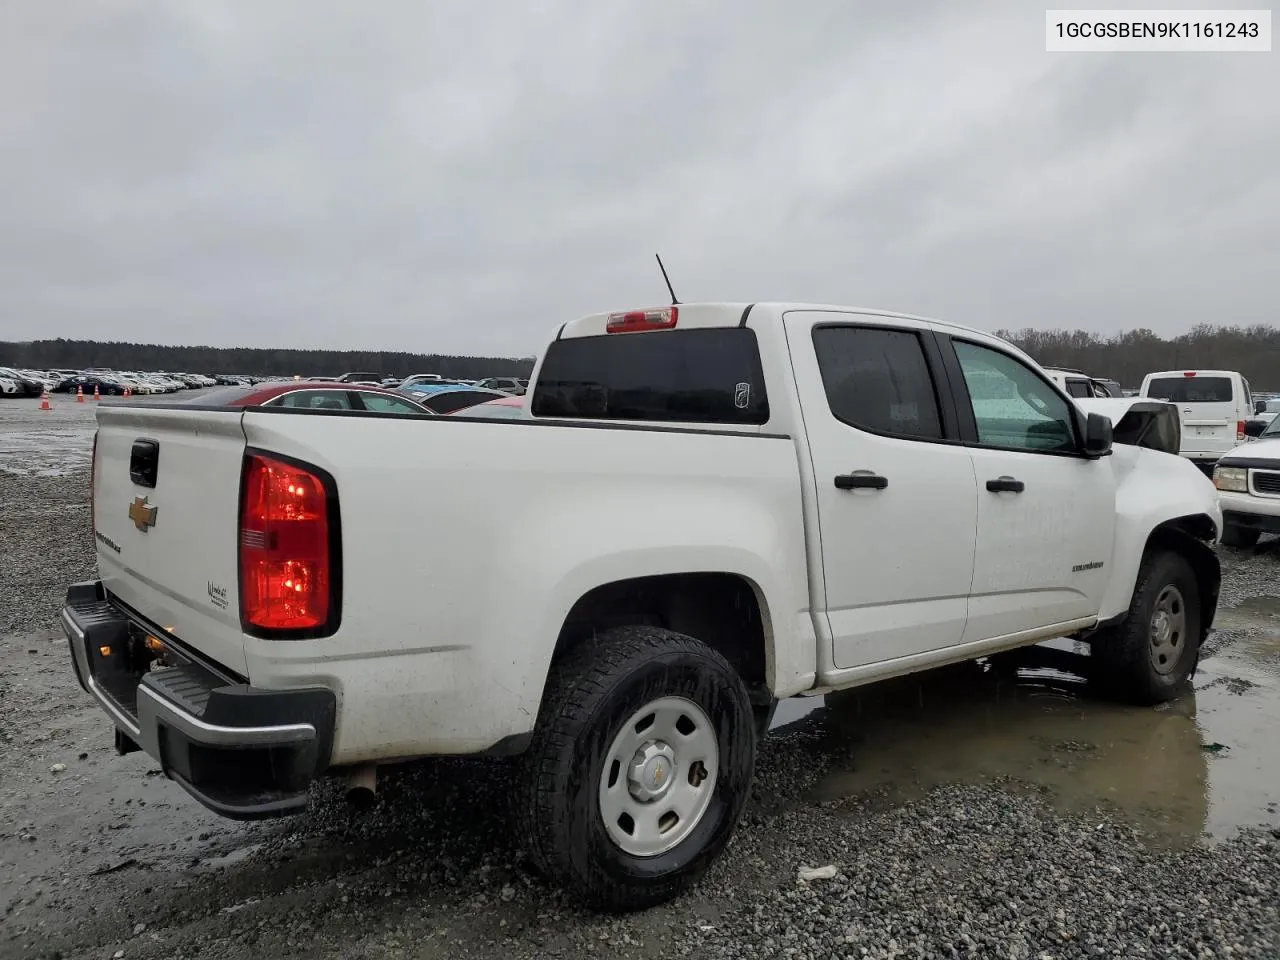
[90,402,812,763]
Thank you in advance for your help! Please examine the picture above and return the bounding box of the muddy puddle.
[775,623,1280,846]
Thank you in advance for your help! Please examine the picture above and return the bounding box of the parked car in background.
[1213,413,1280,546]
[475,376,527,395]
[1242,396,1280,438]
[1093,378,1125,399]
[1042,368,1115,399]
[189,380,435,414]
[0,375,20,396]
[143,374,185,393]
[396,380,508,413]
[54,373,128,396]
[112,373,157,395]
[398,374,464,393]
[405,384,510,413]
[17,369,60,391]
[1043,368,1098,398]
[450,394,524,418]
[0,367,44,396]
[1140,370,1253,472]
[336,372,385,384]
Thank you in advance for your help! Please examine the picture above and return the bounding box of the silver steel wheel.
[598,696,719,857]
[1148,584,1187,676]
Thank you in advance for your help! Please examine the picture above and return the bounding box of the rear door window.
[1146,377,1234,403]
[531,328,769,424]
[811,326,943,440]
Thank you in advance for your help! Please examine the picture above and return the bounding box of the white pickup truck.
[65,302,1222,910]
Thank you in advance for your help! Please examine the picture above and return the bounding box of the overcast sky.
[1,2,1276,357]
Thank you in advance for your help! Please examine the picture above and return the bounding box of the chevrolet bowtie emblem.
[128,496,157,532]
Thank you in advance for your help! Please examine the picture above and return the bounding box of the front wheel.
[517,626,755,911]
[1092,550,1201,705]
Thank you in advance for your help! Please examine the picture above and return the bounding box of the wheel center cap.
[647,755,671,791]
[629,742,676,801]
[1151,611,1170,642]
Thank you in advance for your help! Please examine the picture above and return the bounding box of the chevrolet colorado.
[64,302,1221,910]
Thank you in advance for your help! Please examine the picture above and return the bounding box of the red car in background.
[186,381,435,415]
[448,394,524,419]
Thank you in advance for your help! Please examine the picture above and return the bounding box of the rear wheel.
[1220,523,1260,549]
[1092,550,1200,705]
[517,626,755,911]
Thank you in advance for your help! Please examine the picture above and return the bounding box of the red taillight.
[239,454,334,633]
[1237,420,1246,441]
[606,307,678,334]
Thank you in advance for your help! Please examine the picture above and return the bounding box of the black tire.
[1092,550,1200,705]
[1219,523,1260,549]
[517,625,755,912]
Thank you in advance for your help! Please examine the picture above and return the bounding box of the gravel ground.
[0,470,95,636]
[1,408,1277,959]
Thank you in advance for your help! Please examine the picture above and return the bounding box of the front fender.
[1096,447,1222,624]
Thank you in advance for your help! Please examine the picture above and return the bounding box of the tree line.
[994,324,1280,391]
[4,323,1278,391]
[0,339,535,381]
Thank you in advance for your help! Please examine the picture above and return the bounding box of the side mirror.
[1083,412,1113,458]
[1255,400,1266,415]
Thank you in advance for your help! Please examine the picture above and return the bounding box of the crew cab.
[64,303,1221,911]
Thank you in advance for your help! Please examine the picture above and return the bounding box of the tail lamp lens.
[239,454,331,631]
[1237,420,1246,441]
[606,307,678,333]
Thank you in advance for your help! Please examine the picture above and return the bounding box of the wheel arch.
[544,571,777,707]
[1098,512,1221,639]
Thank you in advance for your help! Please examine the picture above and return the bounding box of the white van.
[1139,369,1252,469]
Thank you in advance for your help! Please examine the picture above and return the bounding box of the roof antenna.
[655,253,679,305]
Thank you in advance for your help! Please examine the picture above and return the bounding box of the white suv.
[1213,414,1280,547]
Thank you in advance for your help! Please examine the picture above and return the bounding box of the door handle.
[986,476,1025,493]
[834,473,888,491]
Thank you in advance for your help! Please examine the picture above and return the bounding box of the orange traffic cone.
[76,385,85,403]
[39,389,51,411]
[93,384,100,401]
[123,386,131,398]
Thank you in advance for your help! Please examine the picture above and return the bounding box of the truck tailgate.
[93,405,249,676]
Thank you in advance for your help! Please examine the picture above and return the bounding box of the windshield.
[1146,376,1233,403]
[1261,416,1280,439]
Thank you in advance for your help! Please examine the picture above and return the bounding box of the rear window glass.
[531,328,769,424]
[1062,379,1093,398]
[1146,377,1234,403]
